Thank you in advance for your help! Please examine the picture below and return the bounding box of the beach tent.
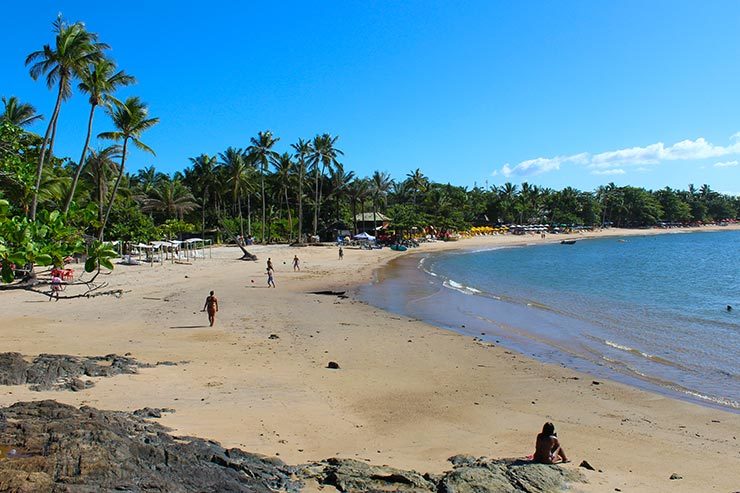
[353,232,375,241]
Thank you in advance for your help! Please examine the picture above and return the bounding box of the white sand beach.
[1,226,739,492]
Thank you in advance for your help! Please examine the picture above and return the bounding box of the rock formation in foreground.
[0,353,149,391]
[0,400,585,492]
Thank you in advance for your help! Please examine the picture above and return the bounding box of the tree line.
[1,16,739,283]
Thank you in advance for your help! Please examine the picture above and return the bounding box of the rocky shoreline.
[0,400,584,492]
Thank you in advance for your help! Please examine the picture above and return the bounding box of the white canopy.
[353,232,375,241]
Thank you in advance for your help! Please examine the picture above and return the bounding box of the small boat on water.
[390,244,407,251]
[560,240,576,245]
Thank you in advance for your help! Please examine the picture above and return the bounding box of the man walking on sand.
[293,255,300,271]
[202,290,219,327]
[267,268,276,288]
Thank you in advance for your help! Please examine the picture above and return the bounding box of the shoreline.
[1,225,739,492]
[355,231,740,413]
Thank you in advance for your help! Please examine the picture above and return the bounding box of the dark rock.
[269,334,280,340]
[0,353,147,392]
[133,407,176,419]
[327,361,340,369]
[669,473,683,480]
[579,460,596,470]
[319,458,435,492]
[0,400,300,492]
[591,381,601,385]
[448,454,479,467]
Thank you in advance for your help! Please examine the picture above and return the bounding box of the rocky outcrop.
[0,353,151,391]
[0,400,299,492]
[0,401,585,492]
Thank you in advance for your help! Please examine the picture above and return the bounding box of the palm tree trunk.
[351,197,357,235]
[30,80,65,220]
[360,199,366,234]
[373,198,378,233]
[247,193,252,237]
[284,186,293,242]
[238,195,244,238]
[64,102,97,213]
[298,159,304,243]
[261,166,266,244]
[99,137,129,240]
[317,163,326,233]
[202,189,207,239]
[313,166,320,236]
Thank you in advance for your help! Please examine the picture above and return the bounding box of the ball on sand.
[251,280,254,283]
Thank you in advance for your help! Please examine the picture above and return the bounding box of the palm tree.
[247,131,279,243]
[25,15,108,219]
[406,168,428,205]
[131,165,167,195]
[63,58,135,213]
[0,96,44,127]
[291,139,312,243]
[371,171,392,233]
[187,154,219,237]
[219,147,252,237]
[140,179,199,220]
[97,96,158,240]
[83,145,121,233]
[273,152,295,241]
[328,163,355,223]
[347,178,370,235]
[308,133,343,236]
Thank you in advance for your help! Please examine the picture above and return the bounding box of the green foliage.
[158,219,195,240]
[84,240,118,273]
[0,209,83,283]
[106,201,158,242]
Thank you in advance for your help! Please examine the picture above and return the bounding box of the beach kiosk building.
[354,212,391,234]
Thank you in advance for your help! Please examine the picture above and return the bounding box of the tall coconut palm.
[187,154,219,237]
[273,152,295,241]
[406,168,428,206]
[25,15,108,219]
[83,145,121,232]
[63,59,135,213]
[308,133,343,236]
[328,163,355,223]
[291,139,312,243]
[219,147,252,237]
[247,131,279,243]
[371,171,392,232]
[97,97,158,240]
[0,96,44,127]
[347,178,370,235]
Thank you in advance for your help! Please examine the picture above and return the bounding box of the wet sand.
[0,225,739,492]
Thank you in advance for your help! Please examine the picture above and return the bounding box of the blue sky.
[2,1,740,194]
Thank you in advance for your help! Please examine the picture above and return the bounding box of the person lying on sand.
[201,290,219,327]
[533,422,568,464]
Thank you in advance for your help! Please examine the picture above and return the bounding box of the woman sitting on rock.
[533,422,568,464]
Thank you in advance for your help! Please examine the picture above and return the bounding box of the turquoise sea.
[357,230,740,411]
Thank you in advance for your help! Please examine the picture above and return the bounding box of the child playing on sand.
[338,247,344,260]
[533,422,568,464]
[201,290,219,327]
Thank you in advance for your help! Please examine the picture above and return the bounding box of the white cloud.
[714,160,738,168]
[498,133,740,177]
[591,169,625,176]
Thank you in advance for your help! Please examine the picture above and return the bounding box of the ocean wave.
[443,279,482,295]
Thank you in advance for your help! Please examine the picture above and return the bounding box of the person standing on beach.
[202,290,219,327]
[293,255,300,271]
[338,247,344,260]
[267,268,276,288]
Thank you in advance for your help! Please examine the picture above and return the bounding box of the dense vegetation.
[1,16,739,283]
